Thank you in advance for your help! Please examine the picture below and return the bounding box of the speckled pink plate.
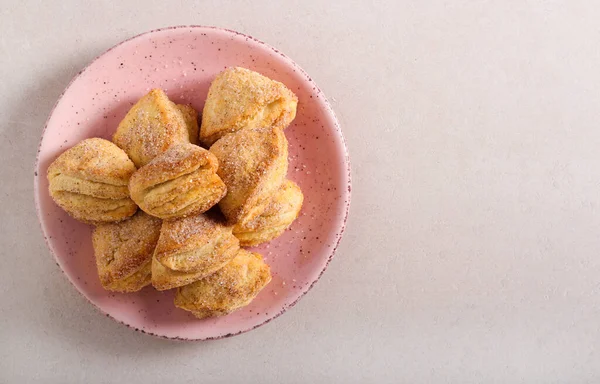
[34,26,350,340]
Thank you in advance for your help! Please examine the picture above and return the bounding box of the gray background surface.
[2,1,600,382]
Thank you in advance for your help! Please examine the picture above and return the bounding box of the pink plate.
[34,26,351,340]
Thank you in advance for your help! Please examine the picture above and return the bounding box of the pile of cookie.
[47,67,302,319]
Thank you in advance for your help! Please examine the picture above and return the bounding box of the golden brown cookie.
[151,255,206,292]
[209,126,288,225]
[92,211,161,292]
[47,138,137,224]
[174,249,272,319]
[113,89,190,167]
[151,213,239,290]
[200,67,298,146]
[177,104,200,145]
[128,143,226,220]
[233,180,303,246]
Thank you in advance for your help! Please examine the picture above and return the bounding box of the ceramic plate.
[34,26,350,340]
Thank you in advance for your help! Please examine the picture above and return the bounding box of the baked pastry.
[200,67,298,146]
[151,255,224,292]
[174,249,272,319]
[154,212,239,272]
[92,211,161,292]
[113,89,190,167]
[47,138,137,224]
[233,180,303,246]
[151,213,239,290]
[177,104,200,145]
[128,143,226,219]
[209,126,288,225]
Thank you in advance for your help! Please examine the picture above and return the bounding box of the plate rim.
[33,25,352,341]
